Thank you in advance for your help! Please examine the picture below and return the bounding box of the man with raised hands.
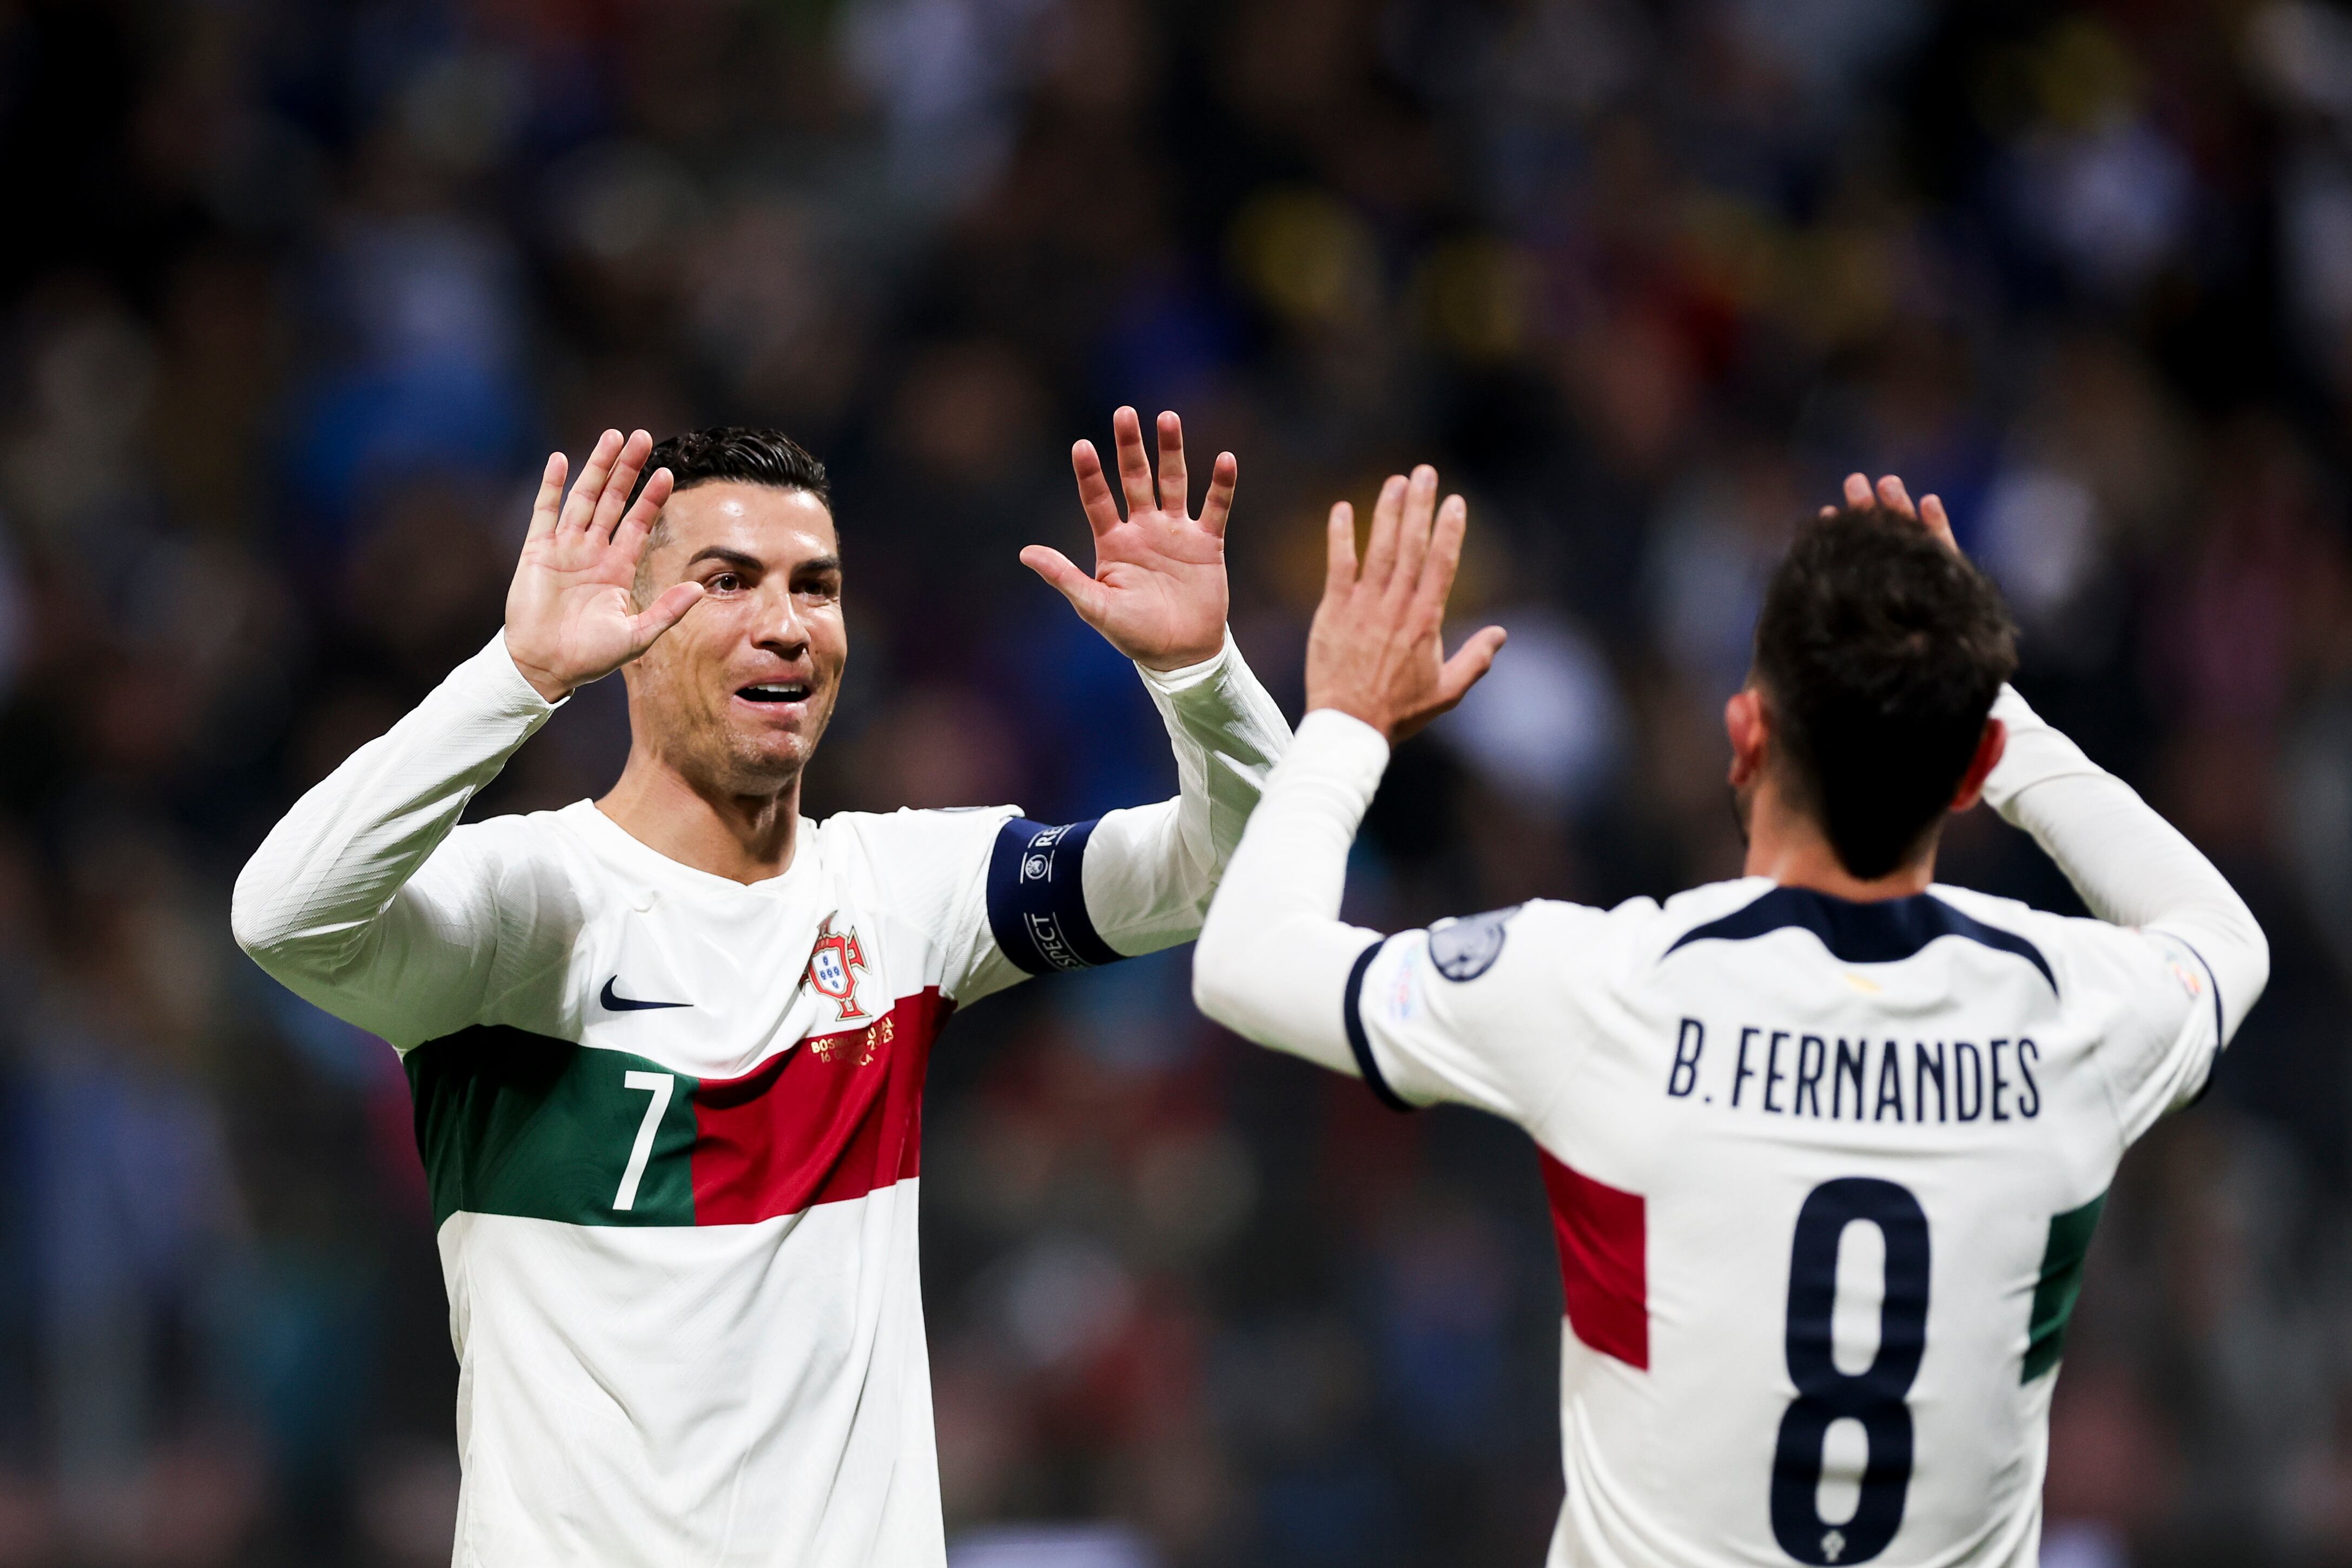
[1194,468,2267,1567]
[233,412,1289,1566]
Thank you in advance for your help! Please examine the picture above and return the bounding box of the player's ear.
[1946,717,2006,813]
[1725,685,1769,789]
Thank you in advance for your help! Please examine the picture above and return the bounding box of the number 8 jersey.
[1194,686,2268,1568]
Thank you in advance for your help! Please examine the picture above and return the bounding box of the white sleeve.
[948,631,1292,1004]
[230,633,577,1050]
[1191,708,1390,1074]
[1192,707,1594,1122]
[1982,685,2269,1129]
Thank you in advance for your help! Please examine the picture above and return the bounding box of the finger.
[628,580,707,651]
[592,429,655,542]
[1156,411,1188,516]
[1920,494,1959,553]
[1020,544,1111,625]
[1071,440,1122,538]
[1433,625,1509,710]
[1388,465,1439,605]
[1324,501,1359,594]
[1413,493,1470,625]
[561,430,624,534]
[1842,472,1873,511]
[1112,406,1155,518]
[527,452,567,541]
[1875,474,1917,521]
[1819,504,1838,519]
[1360,474,1408,591]
[1200,452,1238,539]
[611,466,675,561]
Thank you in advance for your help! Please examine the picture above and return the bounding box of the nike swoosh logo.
[601,977,690,1012]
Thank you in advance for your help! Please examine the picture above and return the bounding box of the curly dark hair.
[1752,506,2019,879]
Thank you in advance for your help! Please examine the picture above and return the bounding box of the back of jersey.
[1348,877,2229,1568]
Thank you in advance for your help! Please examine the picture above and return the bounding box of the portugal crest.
[805,916,869,1022]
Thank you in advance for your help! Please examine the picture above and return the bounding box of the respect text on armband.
[1662,1017,2042,1123]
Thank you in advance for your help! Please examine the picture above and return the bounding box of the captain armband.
[986,818,1124,975]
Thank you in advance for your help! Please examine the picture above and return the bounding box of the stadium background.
[2,0,2351,1564]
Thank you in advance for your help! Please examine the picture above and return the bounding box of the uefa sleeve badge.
[1426,904,1522,982]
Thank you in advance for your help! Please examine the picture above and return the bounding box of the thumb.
[629,581,707,651]
[1020,545,1110,626]
[1433,625,1508,709]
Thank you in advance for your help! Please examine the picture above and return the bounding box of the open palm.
[504,429,705,703]
[1020,407,1232,671]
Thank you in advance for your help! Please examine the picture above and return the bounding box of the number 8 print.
[1770,1178,1931,1565]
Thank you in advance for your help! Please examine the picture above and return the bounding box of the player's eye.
[709,572,743,593]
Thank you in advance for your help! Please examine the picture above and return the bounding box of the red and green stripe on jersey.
[404,990,949,1229]
[1534,1150,2106,1384]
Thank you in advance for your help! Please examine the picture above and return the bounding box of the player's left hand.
[1022,407,1233,671]
[1826,472,1960,555]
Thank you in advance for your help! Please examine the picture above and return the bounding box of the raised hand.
[1021,407,1233,671]
[1306,465,1507,743]
[504,429,705,703]
[1824,472,1960,555]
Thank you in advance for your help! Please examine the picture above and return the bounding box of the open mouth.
[737,682,812,704]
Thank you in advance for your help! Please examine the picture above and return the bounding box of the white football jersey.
[1346,876,2239,1568]
[235,632,1290,1568]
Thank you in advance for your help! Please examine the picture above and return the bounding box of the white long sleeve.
[1081,630,1296,954]
[231,632,574,1046]
[1191,708,1393,1075]
[1980,684,2268,1041]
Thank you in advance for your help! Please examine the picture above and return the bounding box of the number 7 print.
[614,1070,676,1212]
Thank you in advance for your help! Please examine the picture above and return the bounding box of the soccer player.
[1193,467,2268,1566]
[232,412,1289,1565]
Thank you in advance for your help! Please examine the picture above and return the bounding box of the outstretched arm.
[957,410,1288,996]
[1191,466,1505,1074]
[1981,684,2267,1031]
[1837,471,2268,1043]
[232,431,698,1046]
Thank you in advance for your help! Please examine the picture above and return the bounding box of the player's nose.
[749,581,810,657]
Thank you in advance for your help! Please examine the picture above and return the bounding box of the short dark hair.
[630,426,830,511]
[627,427,833,605]
[1752,507,2018,879]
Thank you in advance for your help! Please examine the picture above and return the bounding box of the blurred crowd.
[2,0,2351,1564]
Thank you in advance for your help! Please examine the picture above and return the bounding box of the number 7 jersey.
[234,632,1293,1568]
[1345,876,2247,1568]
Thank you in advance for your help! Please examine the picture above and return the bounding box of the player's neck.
[597,749,804,885]
[1741,780,1936,902]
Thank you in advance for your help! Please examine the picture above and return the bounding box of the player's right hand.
[504,428,705,703]
[1304,464,1507,744]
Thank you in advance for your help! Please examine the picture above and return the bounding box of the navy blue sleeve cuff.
[1345,938,1414,1113]
[986,818,1124,975]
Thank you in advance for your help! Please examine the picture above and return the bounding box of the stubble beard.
[631,661,837,805]
[689,691,836,802]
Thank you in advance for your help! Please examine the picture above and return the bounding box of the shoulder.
[1643,877,1776,951]
[1924,881,2052,934]
[1404,894,1650,992]
[1931,881,2189,1010]
[818,805,1023,856]
[1929,882,2124,976]
[815,805,1025,894]
[440,807,580,873]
